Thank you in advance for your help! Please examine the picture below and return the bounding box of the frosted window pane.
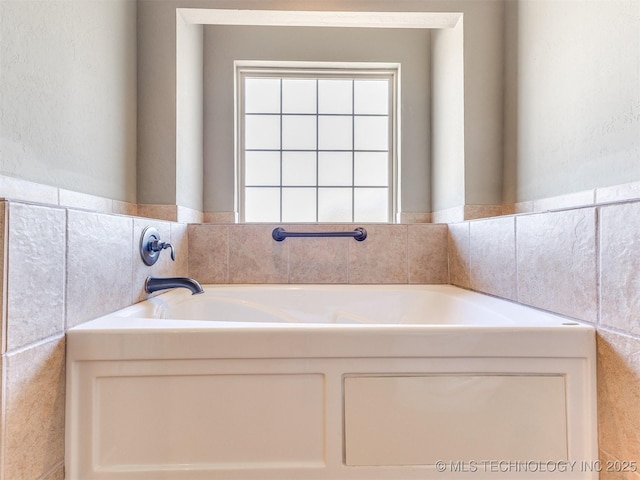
[282,115,316,150]
[318,116,352,150]
[282,152,316,186]
[245,78,280,113]
[241,70,395,223]
[245,115,280,150]
[318,80,352,114]
[354,80,389,115]
[245,151,281,186]
[354,152,388,187]
[282,188,316,222]
[318,188,352,222]
[318,152,352,186]
[282,79,317,114]
[354,188,388,222]
[354,116,388,151]
[245,188,280,222]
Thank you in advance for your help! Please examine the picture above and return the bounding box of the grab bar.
[272,227,367,242]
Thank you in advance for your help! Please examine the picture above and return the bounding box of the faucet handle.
[164,242,176,262]
[140,226,175,266]
[150,240,175,262]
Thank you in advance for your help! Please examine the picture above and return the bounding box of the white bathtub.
[66,285,597,480]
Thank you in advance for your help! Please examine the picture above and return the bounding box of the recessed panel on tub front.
[94,373,325,470]
[344,375,567,466]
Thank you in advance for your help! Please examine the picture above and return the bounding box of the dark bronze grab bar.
[272,227,367,242]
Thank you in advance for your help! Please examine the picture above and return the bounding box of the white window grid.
[236,64,398,223]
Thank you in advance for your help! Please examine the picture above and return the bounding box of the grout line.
[596,324,640,341]
[347,226,351,284]
[3,333,65,358]
[514,215,519,303]
[448,227,455,286]
[130,217,136,306]
[285,226,292,285]
[1,202,9,357]
[0,346,6,480]
[405,224,410,284]
[63,209,70,333]
[595,207,601,328]
[465,222,470,288]
[225,225,231,284]
[37,460,65,480]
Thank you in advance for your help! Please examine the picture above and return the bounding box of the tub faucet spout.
[145,276,204,295]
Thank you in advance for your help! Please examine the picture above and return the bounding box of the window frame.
[235,61,400,223]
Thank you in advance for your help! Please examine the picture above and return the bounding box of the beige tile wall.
[447,222,470,289]
[597,330,640,479]
[448,200,640,478]
[407,224,449,284]
[469,216,516,301]
[0,200,190,480]
[5,181,640,479]
[3,337,65,480]
[0,175,137,217]
[517,208,598,322]
[0,199,449,480]
[66,210,134,328]
[600,202,640,335]
[188,223,449,285]
[6,204,66,351]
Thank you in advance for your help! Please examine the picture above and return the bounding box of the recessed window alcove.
[174,8,467,222]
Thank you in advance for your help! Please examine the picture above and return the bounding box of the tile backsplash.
[1,187,639,480]
[0,200,449,480]
[6,203,66,351]
[448,199,640,479]
[3,337,65,480]
[188,223,449,285]
[516,208,598,322]
[0,200,190,480]
[599,202,640,335]
[468,215,517,301]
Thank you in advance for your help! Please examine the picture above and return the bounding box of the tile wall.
[187,223,449,285]
[0,197,449,480]
[0,200,188,480]
[448,199,640,480]
[0,174,203,224]
[3,176,640,480]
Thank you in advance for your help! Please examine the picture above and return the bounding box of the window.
[237,63,398,223]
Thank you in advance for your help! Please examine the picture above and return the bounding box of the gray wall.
[503,0,640,203]
[461,0,505,207]
[137,0,507,216]
[430,0,505,212]
[0,0,137,203]
[431,19,465,212]
[5,0,636,215]
[203,25,430,214]
[138,0,180,206]
[177,17,204,211]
